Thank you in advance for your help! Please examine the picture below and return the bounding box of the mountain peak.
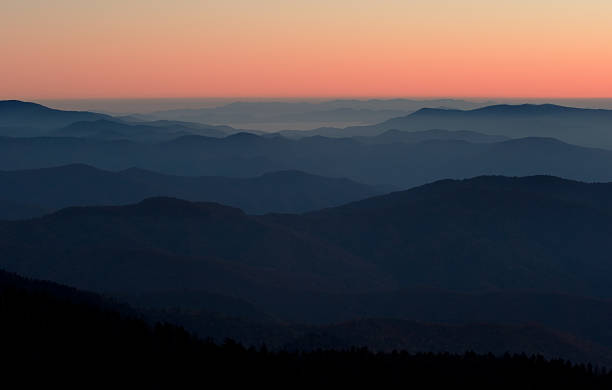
[410,107,461,115]
[0,100,111,130]
[471,104,579,114]
[0,100,51,111]
[408,104,591,117]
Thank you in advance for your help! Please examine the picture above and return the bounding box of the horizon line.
[9,96,612,102]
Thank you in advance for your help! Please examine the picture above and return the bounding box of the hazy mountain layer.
[285,104,612,149]
[0,100,240,140]
[2,132,612,187]
[0,100,111,131]
[51,119,228,141]
[141,98,488,130]
[0,164,385,216]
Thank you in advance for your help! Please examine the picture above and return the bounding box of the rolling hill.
[270,175,612,297]
[5,176,612,367]
[0,197,392,296]
[3,175,612,303]
[0,164,386,215]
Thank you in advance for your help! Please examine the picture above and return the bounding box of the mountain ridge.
[279,103,612,148]
[0,164,386,216]
[3,131,612,187]
[0,100,112,130]
[4,175,612,299]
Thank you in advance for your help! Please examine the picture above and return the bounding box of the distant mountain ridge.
[5,100,612,149]
[342,104,612,148]
[0,164,386,216]
[140,98,488,130]
[0,100,240,140]
[51,119,228,141]
[0,100,111,130]
[2,131,612,187]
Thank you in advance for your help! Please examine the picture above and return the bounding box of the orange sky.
[2,0,611,99]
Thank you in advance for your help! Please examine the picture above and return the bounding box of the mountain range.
[4,175,612,361]
[2,131,612,187]
[5,99,612,367]
[0,164,387,218]
[51,119,229,141]
[5,100,612,150]
[0,100,239,140]
[3,100,612,188]
[137,98,489,130]
[0,100,110,131]
[282,104,612,149]
[5,174,612,299]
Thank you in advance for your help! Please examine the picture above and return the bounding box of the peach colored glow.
[2,0,611,99]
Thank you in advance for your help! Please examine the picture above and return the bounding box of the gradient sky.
[2,0,611,99]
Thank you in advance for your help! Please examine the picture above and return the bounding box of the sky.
[2,0,612,99]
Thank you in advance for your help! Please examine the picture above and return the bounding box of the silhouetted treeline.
[2,269,612,389]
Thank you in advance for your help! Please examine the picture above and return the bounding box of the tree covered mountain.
[4,176,612,299]
[4,268,612,383]
[271,175,612,296]
[0,196,392,295]
[3,175,612,347]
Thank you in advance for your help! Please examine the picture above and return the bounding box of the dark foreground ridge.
[2,269,611,389]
